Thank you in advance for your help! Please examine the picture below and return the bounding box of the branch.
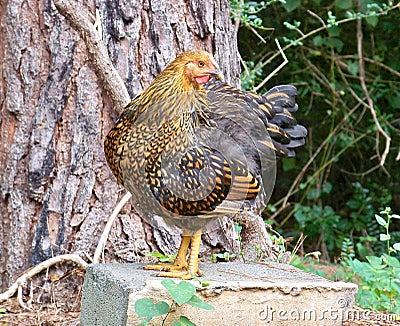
[93,191,132,263]
[53,0,130,114]
[356,2,391,167]
[0,254,87,308]
[258,2,400,73]
[253,39,288,92]
[280,105,362,208]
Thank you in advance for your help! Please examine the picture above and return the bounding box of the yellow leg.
[158,231,203,279]
[144,235,191,272]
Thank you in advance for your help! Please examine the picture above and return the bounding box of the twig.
[93,192,132,263]
[253,39,288,92]
[239,53,250,80]
[53,0,130,113]
[247,24,267,44]
[0,254,87,307]
[268,203,290,225]
[356,1,391,167]
[258,2,400,73]
[281,104,361,207]
[289,233,307,264]
[338,55,400,78]
[307,10,326,27]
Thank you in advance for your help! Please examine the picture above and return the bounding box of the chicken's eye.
[198,61,205,67]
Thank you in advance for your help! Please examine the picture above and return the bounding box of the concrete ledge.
[80,262,358,325]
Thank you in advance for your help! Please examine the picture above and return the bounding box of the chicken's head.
[178,51,223,85]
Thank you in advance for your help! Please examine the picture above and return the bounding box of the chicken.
[104,50,307,279]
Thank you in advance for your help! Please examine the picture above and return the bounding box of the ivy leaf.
[134,298,170,323]
[186,294,214,310]
[172,316,196,326]
[161,280,196,306]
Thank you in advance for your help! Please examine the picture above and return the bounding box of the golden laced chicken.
[104,50,307,279]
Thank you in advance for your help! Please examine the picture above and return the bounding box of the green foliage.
[135,298,170,324]
[347,255,400,314]
[374,207,400,256]
[134,280,214,325]
[210,251,237,262]
[161,280,196,306]
[343,207,400,314]
[340,237,355,264]
[231,0,284,28]
[172,316,196,326]
[231,0,399,257]
[294,203,341,250]
[232,0,400,314]
[293,208,400,313]
[145,251,177,263]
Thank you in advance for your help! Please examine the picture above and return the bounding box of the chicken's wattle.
[195,75,210,84]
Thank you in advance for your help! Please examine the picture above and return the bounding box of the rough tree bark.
[0,0,241,290]
[0,0,272,291]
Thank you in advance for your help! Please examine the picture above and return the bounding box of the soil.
[0,266,83,326]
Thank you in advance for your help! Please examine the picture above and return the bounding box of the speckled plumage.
[104,51,306,278]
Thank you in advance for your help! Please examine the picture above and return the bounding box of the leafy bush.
[344,208,400,314]
[231,0,400,258]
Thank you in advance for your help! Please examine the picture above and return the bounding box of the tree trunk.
[0,0,244,290]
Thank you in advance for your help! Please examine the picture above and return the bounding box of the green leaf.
[190,274,211,287]
[347,61,359,76]
[234,222,242,233]
[384,254,400,268]
[134,298,170,323]
[393,243,400,251]
[323,182,333,194]
[161,280,196,306]
[172,316,196,326]
[331,38,344,52]
[335,0,352,9]
[282,0,301,12]
[391,214,400,219]
[282,158,296,171]
[145,251,176,263]
[327,26,341,37]
[186,294,214,310]
[366,256,385,269]
[375,214,387,226]
[366,15,379,27]
[313,35,323,47]
[380,234,390,241]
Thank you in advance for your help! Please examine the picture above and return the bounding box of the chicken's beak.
[209,70,224,81]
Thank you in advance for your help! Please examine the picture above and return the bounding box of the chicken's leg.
[144,234,191,272]
[144,230,203,279]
